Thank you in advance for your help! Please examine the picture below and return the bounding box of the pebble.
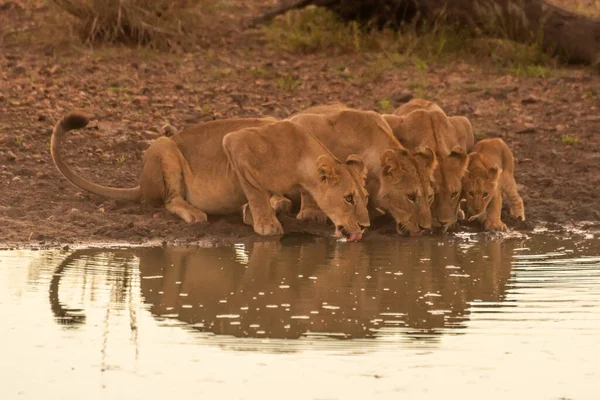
[514,122,536,134]
[6,151,17,161]
[521,95,539,104]
[391,90,413,104]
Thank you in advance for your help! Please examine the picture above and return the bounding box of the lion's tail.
[51,113,142,202]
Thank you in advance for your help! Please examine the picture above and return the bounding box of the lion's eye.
[345,195,354,204]
[483,191,489,198]
[451,191,459,199]
[407,194,416,202]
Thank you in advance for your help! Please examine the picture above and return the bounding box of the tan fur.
[51,114,370,238]
[290,104,437,235]
[462,138,525,231]
[382,99,475,231]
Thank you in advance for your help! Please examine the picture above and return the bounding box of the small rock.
[391,90,413,105]
[12,176,21,182]
[38,113,47,121]
[514,122,536,134]
[6,151,17,161]
[555,124,567,132]
[18,168,35,177]
[13,65,26,75]
[69,208,80,214]
[521,95,539,104]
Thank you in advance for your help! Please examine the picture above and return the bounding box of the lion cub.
[461,138,525,231]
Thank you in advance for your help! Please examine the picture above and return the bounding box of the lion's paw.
[485,219,507,232]
[271,196,293,215]
[510,211,525,221]
[297,208,328,224]
[254,218,284,236]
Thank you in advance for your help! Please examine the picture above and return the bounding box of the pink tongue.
[348,232,363,242]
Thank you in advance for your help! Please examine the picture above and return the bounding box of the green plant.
[474,130,488,139]
[513,64,551,78]
[15,135,23,146]
[263,6,367,53]
[375,99,392,112]
[201,103,213,114]
[117,154,126,163]
[275,75,301,91]
[249,66,272,80]
[107,85,129,93]
[561,134,579,146]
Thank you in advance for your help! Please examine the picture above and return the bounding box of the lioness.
[461,138,525,231]
[289,105,436,235]
[382,99,474,231]
[51,114,370,239]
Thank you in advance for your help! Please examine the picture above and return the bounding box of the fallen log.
[253,0,600,67]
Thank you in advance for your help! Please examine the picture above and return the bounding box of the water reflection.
[133,236,515,340]
[2,234,599,399]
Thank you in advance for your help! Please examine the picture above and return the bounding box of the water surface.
[1,234,599,399]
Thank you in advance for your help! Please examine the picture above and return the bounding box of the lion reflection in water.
[138,238,515,340]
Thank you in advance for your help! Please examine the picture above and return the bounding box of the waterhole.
[1,233,599,399]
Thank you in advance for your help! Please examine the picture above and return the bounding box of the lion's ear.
[316,154,340,184]
[381,149,405,177]
[345,154,367,182]
[488,165,501,180]
[466,152,479,171]
[413,146,437,172]
[449,145,468,166]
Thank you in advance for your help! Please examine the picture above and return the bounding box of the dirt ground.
[1,1,599,248]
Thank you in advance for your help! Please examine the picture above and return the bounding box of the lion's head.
[461,152,501,219]
[385,107,473,231]
[377,147,436,235]
[312,154,370,241]
[431,145,469,229]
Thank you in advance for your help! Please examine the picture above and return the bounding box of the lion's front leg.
[236,181,283,236]
[296,191,328,224]
[501,173,525,221]
[241,194,292,226]
[484,190,507,231]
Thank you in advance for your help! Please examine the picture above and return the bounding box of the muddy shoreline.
[1,3,599,249]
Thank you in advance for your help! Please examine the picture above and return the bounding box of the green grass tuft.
[561,134,579,146]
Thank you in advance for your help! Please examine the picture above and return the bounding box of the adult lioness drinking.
[51,114,370,239]
[382,99,474,231]
[289,104,436,235]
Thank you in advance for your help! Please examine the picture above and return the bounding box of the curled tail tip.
[60,112,90,131]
